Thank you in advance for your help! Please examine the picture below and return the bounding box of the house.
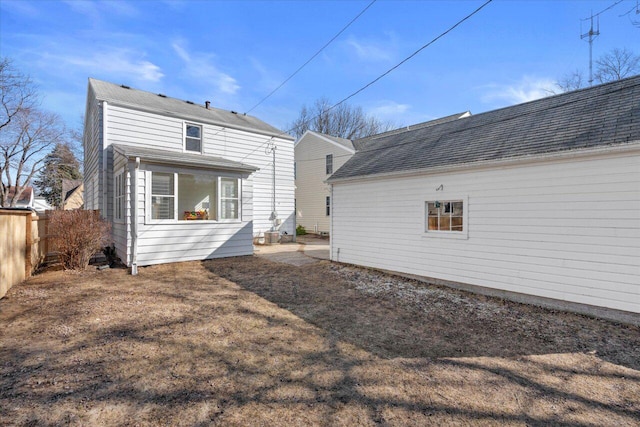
[83,79,294,273]
[327,76,640,322]
[3,186,34,208]
[294,113,470,235]
[295,131,354,234]
[62,179,83,210]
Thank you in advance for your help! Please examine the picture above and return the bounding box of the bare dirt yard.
[1,256,639,426]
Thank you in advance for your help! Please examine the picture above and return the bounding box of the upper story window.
[185,123,202,153]
[326,196,330,216]
[426,200,464,232]
[326,154,333,175]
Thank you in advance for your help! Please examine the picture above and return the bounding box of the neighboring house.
[83,79,294,273]
[62,179,84,210]
[295,131,354,234]
[328,76,640,321]
[295,113,470,235]
[3,186,34,208]
[33,197,53,213]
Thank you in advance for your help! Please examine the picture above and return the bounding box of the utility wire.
[244,0,377,115]
[241,0,493,161]
[581,0,625,20]
[292,0,494,136]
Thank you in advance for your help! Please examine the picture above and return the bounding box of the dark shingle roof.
[112,144,258,173]
[89,79,293,140]
[329,76,640,182]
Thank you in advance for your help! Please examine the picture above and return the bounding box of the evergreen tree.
[34,143,82,208]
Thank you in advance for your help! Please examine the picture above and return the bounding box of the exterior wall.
[331,151,640,314]
[104,104,294,238]
[63,185,84,210]
[295,133,353,234]
[83,86,102,212]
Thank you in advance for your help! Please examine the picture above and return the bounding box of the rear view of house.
[328,76,640,322]
[83,79,294,273]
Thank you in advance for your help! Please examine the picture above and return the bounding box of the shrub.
[49,210,111,270]
[296,225,307,236]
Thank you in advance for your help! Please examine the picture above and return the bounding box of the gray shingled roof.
[352,111,470,150]
[112,144,258,173]
[89,79,293,140]
[329,76,640,182]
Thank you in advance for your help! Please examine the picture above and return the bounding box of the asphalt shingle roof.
[112,144,258,173]
[89,79,293,140]
[328,76,640,182]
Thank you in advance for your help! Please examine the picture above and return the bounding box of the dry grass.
[0,257,638,426]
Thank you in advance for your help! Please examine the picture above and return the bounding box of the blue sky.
[1,0,638,134]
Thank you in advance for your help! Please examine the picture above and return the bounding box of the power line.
[309,0,493,127]
[244,0,377,115]
[242,0,493,161]
[581,0,626,20]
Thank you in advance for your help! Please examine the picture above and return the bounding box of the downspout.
[130,157,140,275]
[330,183,334,261]
[102,101,109,217]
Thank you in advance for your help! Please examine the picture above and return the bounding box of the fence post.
[25,211,32,277]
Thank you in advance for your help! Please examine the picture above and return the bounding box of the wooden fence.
[0,209,50,299]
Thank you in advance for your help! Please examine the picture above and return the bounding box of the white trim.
[131,157,140,275]
[102,101,109,216]
[422,194,469,240]
[113,167,126,223]
[183,121,203,154]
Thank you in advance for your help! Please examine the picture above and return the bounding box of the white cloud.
[63,0,138,21]
[368,100,410,117]
[481,76,556,105]
[171,40,240,94]
[62,50,164,83]
[345,35,396,62]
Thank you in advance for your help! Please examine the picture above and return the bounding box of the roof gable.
[329,76,640,182]
[295,130,355,153]
[88,79,294,140]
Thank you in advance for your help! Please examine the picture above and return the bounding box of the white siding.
[331,151,640,314]
[85,101,294,267]
[295,132,354,234]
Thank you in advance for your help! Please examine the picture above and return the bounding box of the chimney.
[205,101,210,109]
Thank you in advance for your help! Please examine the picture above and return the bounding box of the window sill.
[422,231,468,240]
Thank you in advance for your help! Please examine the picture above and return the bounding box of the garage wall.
[331,150,640,314]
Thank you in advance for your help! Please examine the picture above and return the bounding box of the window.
[149,171,240,221]
[294,161,296,179]
[220,178,239,220]
[326,196,330,216]
[151,172,175,219]
[185,123,202,153]
[326,154,333,175]
[114,170,125,221]
[426,200,463,232]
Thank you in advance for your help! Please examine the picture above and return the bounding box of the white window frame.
[114,169,126,223]
[146,169,242,224]
[184,122,203,154]
[326,154,333,175]
[422,195,469,240]
[326,196,330,216]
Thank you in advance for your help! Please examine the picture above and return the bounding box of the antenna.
[581,12,600,86]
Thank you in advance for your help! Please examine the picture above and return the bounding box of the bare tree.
[594,48,640,83]
[554,48,640,93]
[289,98,395,140]
[555,69,585,93]
[1,59,67,207]
[0,58,36,131]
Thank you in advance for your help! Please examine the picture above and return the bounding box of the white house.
[295,131,354,235]
[83,79,294,273]
[294,113,469,235]
[328,76,640,322]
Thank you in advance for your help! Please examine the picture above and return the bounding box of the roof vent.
[186,100,194,105]
[121,84,131,89]
[231,110,238,114]
[158,93,166,98]
[205,101,211,109]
